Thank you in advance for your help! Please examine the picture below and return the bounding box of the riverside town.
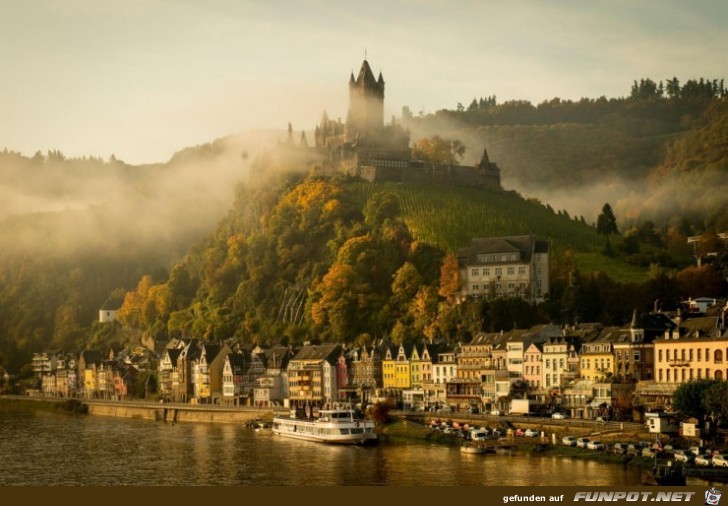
[1,47,728,488]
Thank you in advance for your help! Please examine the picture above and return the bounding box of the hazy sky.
[2,0,727,164]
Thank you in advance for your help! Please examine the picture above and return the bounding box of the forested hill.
[404,78,727,231]
[111,175,722,360]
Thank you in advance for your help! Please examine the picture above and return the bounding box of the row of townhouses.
[29,299,727,421]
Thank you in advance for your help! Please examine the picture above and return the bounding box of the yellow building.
[394,345,412,389]
[654,317,727,384]
[579,329,621,382]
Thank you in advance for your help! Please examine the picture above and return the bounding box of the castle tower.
[346,59,385,142]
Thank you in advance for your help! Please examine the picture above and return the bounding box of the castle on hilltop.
[277,58,501,189]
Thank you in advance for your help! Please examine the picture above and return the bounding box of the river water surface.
[0,407,688,486]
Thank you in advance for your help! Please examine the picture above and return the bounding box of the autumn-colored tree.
[411,285,439,340]
[117,275,154,328]
[438,253,460,302]
[412,135,466,167]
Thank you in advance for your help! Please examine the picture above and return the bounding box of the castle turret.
[346,59,385,142]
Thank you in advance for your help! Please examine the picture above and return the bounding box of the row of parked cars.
[561,436,605,450]
[428,421,506,440]
[561,436,728,467]
[673,447,728,467]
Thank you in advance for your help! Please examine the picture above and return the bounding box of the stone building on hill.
[457,234,550,304]
[280,58,502,190]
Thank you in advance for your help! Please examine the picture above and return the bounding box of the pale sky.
[2,0,727,164]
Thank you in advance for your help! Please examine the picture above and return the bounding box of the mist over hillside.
[402,92,728,230]
[0,131,286,256]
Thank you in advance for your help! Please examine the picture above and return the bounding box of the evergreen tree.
[596,203,619,236]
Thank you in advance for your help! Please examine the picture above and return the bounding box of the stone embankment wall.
[86,402,275,424]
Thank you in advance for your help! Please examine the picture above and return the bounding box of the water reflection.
[0,408,704,486]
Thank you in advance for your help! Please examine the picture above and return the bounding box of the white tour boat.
[272,408,378,445]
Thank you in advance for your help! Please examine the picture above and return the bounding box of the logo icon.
[706,488,722,506]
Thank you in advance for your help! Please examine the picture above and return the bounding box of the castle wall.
[360,163,501,189]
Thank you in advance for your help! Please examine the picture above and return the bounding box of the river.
[0,406,698,486]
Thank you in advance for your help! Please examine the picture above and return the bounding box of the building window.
[484,268,490,276]
[473,284,479,291]
[634,351,641,362]
[471,268,479,277]
[507,267,515,275]
[495,268,502,276]
[518,266,526,275]
[698,349,702,361]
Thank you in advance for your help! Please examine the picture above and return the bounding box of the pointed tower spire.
[630,309,638,329]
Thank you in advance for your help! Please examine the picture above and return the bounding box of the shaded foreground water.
[0,407,684,486]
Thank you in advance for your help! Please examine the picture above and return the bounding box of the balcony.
[667,359,689,367]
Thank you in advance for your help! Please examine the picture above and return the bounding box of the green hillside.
[348,182,649,284]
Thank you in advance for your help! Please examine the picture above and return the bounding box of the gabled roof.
[226,352,248,371]
[592,326,631,344]
[457,235,549,265]
[676,316,723,339]
[524,342,544,353]
[201,344,222,363]
[263,346,292,369]
[291,343,341,363]
[166,348,182,364]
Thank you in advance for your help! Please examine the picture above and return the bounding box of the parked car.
[524,428,540,437]
[551,412,565,419]
[712,454,728,468]
[695,454,712,467]
[491,428,504,437]
[689,446,702,456]
[514,428,525,437]
[587,441,605,451]
[576,438,591,448]
[612,443,627,455]
[562,436,578,447]
[595,416,607,425]
[490,409,503,416]
[641,447,657,458]
[626,444,639,456]
[672,450,693,463]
